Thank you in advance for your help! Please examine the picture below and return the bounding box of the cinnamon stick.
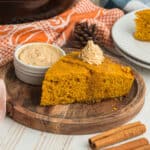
[89,122,141,144]
[89,122,146,149]
[105,138,149,150]
[134,144,150,150]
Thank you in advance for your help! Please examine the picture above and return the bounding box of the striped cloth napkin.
[101,0,150,12]
[113,0,149,12]
[0,0,124,120]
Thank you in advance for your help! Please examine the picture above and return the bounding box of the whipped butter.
[79,41,105,65]
[18,44,64,67]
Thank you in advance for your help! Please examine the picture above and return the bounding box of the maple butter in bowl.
[14,42,66,85]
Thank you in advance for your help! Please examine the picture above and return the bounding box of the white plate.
[112,9,150,64]
[115,46,150,69]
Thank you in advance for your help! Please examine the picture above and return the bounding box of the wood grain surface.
[0,55,146,135]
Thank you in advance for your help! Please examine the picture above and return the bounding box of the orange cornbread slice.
[41,52,134,106]
[134,9,150,41]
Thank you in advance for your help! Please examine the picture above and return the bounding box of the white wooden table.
[0,63,150,150]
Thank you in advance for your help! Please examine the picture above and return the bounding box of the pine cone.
[70,22,102,49]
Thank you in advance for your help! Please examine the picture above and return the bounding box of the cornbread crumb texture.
[41,52,134,106]
[134,9,150,41]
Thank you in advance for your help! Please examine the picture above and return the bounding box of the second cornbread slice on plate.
[134,9,150,41]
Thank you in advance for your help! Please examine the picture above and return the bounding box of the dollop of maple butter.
[18,44,63,67]
[79,41,105,65]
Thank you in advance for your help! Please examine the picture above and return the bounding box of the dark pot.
[0,0,75,24]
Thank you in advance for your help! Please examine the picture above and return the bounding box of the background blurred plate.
[115,45,150,69]
[112,9,150,64]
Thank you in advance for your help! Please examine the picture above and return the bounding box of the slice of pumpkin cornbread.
[41,52,134,106]
[134,9,150,41]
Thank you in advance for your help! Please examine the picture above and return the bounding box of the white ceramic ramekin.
[14,42,66,85]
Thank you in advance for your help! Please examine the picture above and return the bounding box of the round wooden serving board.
[0,56,146,135]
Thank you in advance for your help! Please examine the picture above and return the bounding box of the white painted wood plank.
[14,128,42,150]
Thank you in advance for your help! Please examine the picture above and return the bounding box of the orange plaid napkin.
[0,0,124,66]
